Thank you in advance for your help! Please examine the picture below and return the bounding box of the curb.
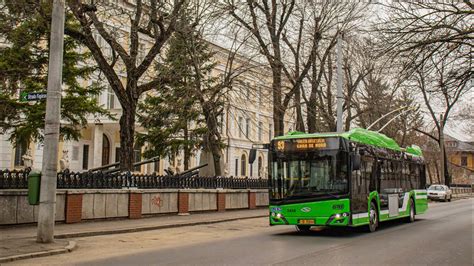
[55,214,268,239]
[0,241,77,264]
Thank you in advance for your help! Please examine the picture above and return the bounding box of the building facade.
[1,43,297,178]
[445,135,474,184]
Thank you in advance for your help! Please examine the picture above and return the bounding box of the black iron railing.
[0,169,269,190]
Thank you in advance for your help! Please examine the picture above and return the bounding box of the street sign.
[19,91,47,102]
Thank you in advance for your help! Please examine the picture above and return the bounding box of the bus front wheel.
[368,202,378,233]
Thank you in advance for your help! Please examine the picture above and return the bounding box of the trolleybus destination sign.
[276,137,339,152]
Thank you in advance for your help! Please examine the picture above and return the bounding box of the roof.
[445,134,474,152]
[274,128,423,157]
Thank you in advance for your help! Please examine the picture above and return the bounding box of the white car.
[427,185,452,202]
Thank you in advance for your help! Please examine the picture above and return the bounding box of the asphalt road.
[79,198,473,266]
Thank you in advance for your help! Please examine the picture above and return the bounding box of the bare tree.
[376,1,473,75]
[411,52,471,185]
[224,0,324,137]
[302,2,368,132]
[375,1,473,185]
[66,0,188,170]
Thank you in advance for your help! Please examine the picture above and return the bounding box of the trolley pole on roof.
[37,0,65,243]
[336,33,344,133]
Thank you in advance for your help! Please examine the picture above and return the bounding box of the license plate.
[298,219,315,225]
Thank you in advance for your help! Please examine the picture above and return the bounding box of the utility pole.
[336,33,343,133]
[439,113,446,186]
[37,0,65,243]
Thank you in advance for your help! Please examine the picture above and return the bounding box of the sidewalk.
[0,209,267,263]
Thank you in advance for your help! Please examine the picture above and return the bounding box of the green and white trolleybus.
[268,128,428,232]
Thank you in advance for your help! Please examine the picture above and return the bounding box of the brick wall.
[217,192,226,211]
[65,193,83,224]
[178,192,189,215]
[248,192,256,209]
[129,192,142,219]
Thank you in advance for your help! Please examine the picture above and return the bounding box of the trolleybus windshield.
[270,148,349,202]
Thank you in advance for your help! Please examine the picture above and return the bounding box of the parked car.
[427,185,452,202]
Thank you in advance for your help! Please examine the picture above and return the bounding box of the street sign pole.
[37,0,65,243]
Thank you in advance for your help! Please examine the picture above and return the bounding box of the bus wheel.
[368,202,378,232]
[296,225,312,232]
[407,198,415,223]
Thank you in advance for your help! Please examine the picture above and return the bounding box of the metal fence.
[0,169,269,190]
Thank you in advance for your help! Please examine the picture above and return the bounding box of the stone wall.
[79,190,130,220]
[0,190,65,225]
[0,188,268,225]
[141,190,179,215]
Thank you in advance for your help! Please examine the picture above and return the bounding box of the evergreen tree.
[137,29,211,170]
[0,1,110,147]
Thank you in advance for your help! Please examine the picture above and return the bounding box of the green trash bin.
[28,170,41,205]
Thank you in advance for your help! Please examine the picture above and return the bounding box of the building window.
[235,158,238,176]
[72,146,79,161]
[258,87,262,105]
[269,123,273,142]
[115,147,120,162]
[154,158,160,173]
[82,145,89,170]
[249,161,253,177]
[241,154,247,176]
[461,156,468,167]
[14,141,27,167]
[245,118,250,138]
[257,156,263,177]
[134,146,141,172]
[106,87,115,109]
[258,122,263,141]
[238,116,243,137]
[137,43,145,63]
[219,113,224,134]
[102,134,110,166]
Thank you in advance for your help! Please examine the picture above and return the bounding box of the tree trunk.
[272,68,284,137]
[443,149,451,186]
[426,162,433,184]
[294,85,305,132]
[183,125,189,171]
[307,61,319,133]
[201,103,222,176]
[119,103,136,171]
[434,163,441,184]
[211,144,222,176]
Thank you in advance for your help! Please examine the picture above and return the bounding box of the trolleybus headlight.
[342,212,348,217]
[271,212,276,217]
[276,213,282,219]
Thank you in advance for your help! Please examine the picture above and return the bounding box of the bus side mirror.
[249,149,257,164]
[352,154,361,171]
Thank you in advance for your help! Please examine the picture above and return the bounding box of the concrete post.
[37,0,65,243]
